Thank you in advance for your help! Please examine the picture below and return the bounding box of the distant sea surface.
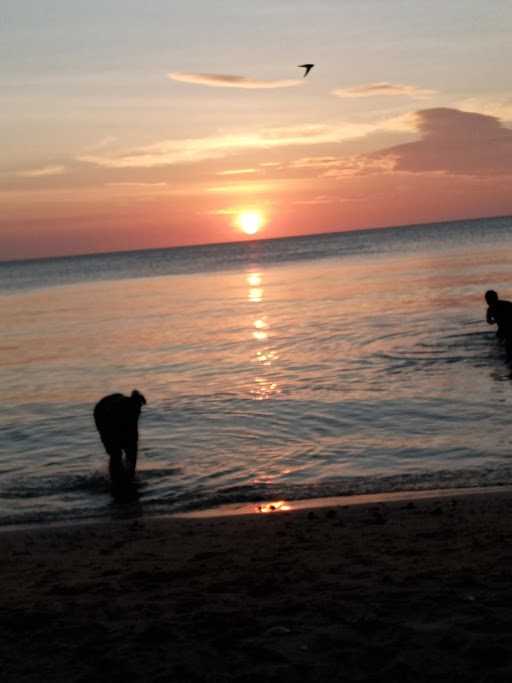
[2,216,512,527]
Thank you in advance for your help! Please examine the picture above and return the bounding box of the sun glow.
[236,210,265,235]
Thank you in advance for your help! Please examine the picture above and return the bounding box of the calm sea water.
[2,216,512,527]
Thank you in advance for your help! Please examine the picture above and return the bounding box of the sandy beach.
[3,489,512,682]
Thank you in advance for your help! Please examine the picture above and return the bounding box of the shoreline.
[177,483,512,519]
[2,482,512,534]
[3,486,512,681]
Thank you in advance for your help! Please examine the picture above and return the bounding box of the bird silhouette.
[298,64,314,78]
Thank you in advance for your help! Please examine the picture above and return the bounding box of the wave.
[2,462,512,530]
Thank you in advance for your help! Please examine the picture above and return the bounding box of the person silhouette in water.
[94,390,146,485]
[485,290,512,353]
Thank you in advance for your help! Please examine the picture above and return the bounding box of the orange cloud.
[332,82,436,99]
[78,122,374,168]
[321,155,398,178]
[217,168,258,176]
[207,182,275,194]
[292,195,335,205]
[105,181,168,187]
[289,156,342,169]
[15,165,67,178]
[168,72,302,89]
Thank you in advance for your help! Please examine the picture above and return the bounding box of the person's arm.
[487,307,496,325]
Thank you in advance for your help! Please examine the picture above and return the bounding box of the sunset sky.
[2,0,512,260]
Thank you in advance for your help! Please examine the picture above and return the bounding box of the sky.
[2,0,512,260]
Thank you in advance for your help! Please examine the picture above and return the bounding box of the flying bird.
[298,64,314,78]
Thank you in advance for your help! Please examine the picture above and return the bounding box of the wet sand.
[3,489,512,682]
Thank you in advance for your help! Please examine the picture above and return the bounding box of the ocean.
[2,216,512,527]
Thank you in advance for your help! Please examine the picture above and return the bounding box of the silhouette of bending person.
[485,290,512,353]
[94,390,146,485]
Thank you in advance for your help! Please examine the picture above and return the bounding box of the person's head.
[485,290,498,305]
[131,389,146,407]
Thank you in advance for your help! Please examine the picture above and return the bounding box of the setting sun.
[236,211,265,236]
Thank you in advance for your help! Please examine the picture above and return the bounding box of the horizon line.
[1,213,510,266]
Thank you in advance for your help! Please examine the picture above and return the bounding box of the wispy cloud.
[202,207,242,217]
[289,156,341,169]
[105,181,168,188]
[16,165,67,178]
[104,181,171,195]
[78,122,377,169]
[321,155,398,179]
[85,136,118,151]
[292,195,335,205]
[168,72,302,89]
[217,168,258,176]
[77,112,420,173]
[207,182,273,194]
[332,82,436,99]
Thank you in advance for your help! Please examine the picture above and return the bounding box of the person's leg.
[125,442,138,481]
[107,446,124,484]
[505,336,512,358]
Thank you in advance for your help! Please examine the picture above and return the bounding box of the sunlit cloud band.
[168,72,302,89]
[16,165,67,178]
[332,82,436,99]
[78,122,376,169]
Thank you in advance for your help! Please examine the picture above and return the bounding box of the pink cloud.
[373,107,512,176]
[282,108,512,181]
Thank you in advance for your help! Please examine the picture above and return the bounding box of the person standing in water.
[94,389,146,486]
[485,290,512,353]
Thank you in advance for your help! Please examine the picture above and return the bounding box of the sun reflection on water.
[253,329,268,341]
[252,377,279,400]
[248,287,263,303]
[256,500,292,513]
[246,270,281,400]
[255,349,278,365]
[246,273,262,287]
